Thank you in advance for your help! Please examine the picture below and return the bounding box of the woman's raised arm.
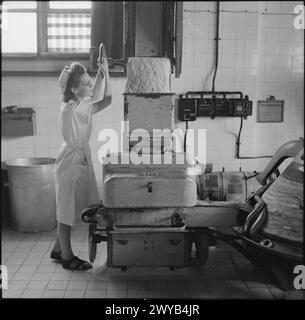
[91,60,112,114]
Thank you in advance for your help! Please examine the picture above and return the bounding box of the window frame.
[2,1,92,60]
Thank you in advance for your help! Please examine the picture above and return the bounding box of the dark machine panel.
[179,91,252,121]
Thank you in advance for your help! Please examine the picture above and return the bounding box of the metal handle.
[81,202,105,223]
[256,139,304,185]
[248,207,267,236]
[243,195,265,234]
[98,43,106,64]
[89,43,107,69]
[223,91,243,99]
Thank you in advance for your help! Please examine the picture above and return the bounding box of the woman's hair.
[63,62,87,103]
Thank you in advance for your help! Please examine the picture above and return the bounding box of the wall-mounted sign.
[257,96,284,123]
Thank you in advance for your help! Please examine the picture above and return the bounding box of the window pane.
[47,13,91,53]
[2,1,37,9]
[1,13,37,53]
[49,1,91,9]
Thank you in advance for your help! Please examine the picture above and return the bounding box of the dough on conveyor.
[125,57,171,93]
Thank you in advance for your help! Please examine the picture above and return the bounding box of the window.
[2,2,38,54]
[2,1,92,55]
[2,1,182,77]
[46,1,91,54]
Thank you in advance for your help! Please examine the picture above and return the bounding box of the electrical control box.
[178,98,197,121]
[178,91,252,121]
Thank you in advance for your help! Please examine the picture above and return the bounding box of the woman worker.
[50,47,111,270]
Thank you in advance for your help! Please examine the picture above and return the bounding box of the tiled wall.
[1,1,304,196]
[174,1,304,172]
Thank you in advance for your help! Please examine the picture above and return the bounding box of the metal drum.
[261,150,304,245]
[197,171,261,202]
[196,173,223,201]
[6,158,56,232]
[223,172,261,202]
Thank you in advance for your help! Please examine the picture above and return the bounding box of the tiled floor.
[1,220,287,299]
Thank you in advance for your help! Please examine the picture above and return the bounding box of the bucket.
[1,168,10,222]
[6,158,56,232]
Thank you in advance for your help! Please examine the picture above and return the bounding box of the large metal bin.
[102,152,201,208]
[6,158,56,232]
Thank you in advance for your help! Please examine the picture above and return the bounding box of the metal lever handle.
[81,202,105,223]
[243,195,265,234]
[256,139,303,185]
[98,43,106,64]
[147,182,152,193]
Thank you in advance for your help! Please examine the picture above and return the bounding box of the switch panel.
[178,98,197,121]
[178,91,252,120]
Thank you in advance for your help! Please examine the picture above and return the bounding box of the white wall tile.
[220,39,236,54]
[47,148,59,158]
[194,2,210,11]
[35,147,49,158]
[3,94,20,106]
[183,53,194,67]
[220,54,236,68]
[194,53,208,67]
[183,38,194,53]
[183,2,194,11]
[266,27,280,42]
[220,25,237,40]
[48,135,63,149]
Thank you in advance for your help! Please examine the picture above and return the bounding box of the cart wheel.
[88,223,97,263]
[194,231,209,265]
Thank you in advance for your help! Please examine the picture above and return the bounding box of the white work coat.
[55,97,99,226]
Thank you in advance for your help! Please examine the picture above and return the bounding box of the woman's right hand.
[97,43,108,75]
[97,58,109,77]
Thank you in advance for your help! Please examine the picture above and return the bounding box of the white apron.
[55,97,99,226]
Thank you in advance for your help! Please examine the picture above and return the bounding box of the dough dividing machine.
[82,138,303,291]
[81,57,303,291]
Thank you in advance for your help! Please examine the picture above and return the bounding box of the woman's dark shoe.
[62,256,92,271]
[50,250,62,261]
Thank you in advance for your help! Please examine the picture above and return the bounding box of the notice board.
[257,98,284,123]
